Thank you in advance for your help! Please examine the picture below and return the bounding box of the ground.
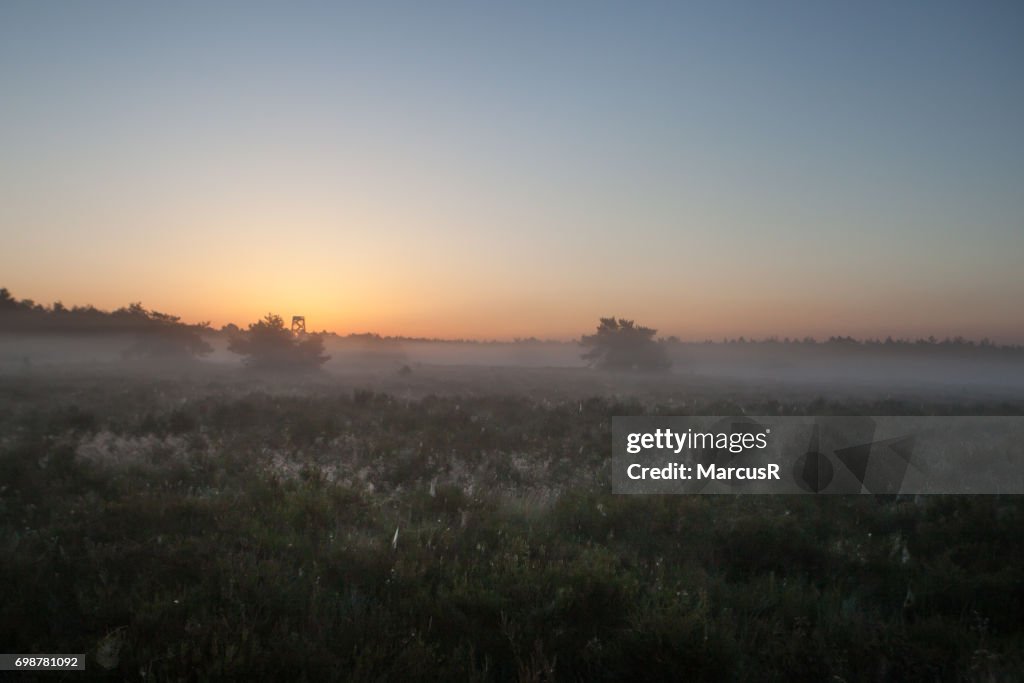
[1,365,1022,681]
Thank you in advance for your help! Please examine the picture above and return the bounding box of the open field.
[2,366,1023,681]
[5,1,1024,679]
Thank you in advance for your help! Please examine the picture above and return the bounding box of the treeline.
[303,332,563,346]
[673,334,1016,348]
[3,287,1022,355]
[0,288,211,337]
[664,335,1024,357]
[0,289,212,359]
[0,289,561,346]
[1,290,326,368]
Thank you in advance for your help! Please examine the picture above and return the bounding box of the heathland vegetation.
[1,370,1022,680]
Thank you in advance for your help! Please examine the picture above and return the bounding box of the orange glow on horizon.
[3,4,1023,345]
[5,277,1022,344]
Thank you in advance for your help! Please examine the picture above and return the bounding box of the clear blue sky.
[1,1,1022,340]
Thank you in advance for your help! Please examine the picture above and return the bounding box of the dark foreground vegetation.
[1,373,1022,681]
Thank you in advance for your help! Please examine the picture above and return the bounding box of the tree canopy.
[0,289,212,358]
[118,303,213,359]
[580,317,672,372]
[228,313,329,371]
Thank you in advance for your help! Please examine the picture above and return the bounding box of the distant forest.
[2,287,1023,356]
[0,288,211,337]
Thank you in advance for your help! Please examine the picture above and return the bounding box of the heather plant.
[0,374,1022,680]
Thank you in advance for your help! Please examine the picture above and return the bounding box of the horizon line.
[2,287,1023,348]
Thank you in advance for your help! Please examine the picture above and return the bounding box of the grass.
[0,372,1022,681]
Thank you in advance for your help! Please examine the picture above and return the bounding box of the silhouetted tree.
[228,313,329,371]
[117,302,212,359]
[580,317,672,372]
[0,288,19,311]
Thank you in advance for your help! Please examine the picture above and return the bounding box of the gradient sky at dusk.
[2,2,1022,340]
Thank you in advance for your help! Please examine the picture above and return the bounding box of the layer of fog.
[2,333,1023,398]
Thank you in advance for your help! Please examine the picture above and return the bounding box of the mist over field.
[1,297,1022,680]
[3,0,1024,679]
[3,318,1023,680]
[3,331,1023,396]
[0,292,1019,679]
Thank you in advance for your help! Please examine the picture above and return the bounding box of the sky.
[1,1,1022,341]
